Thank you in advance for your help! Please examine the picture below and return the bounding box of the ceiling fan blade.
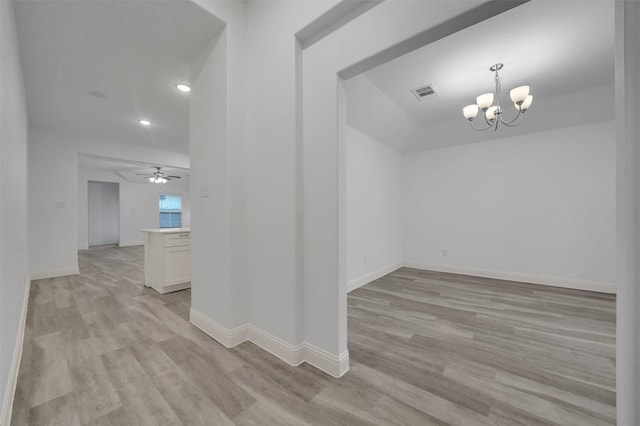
[135,173,153,176]
[168,176,181,179]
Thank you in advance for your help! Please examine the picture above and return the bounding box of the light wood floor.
[11,246,616,425]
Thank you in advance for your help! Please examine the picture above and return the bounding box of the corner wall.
[346,126,403,290]
[0,0,30,422]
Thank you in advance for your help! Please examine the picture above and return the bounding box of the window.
[159,194,182,228]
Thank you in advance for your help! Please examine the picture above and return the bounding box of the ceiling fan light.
[463,104,479,120]
[148,177,154,182]
[486,105,498,121]
[510,85,530,104]
[476,93,494,111]
[176,83,191,93]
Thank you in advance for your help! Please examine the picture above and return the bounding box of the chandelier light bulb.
[476,93,494,111]
[510,85,530,105]
[485,106,498,121]
[463,104,479,120]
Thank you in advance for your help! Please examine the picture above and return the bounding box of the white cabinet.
[143,228,191,294]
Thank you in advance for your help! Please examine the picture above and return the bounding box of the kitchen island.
[142,228,191,294]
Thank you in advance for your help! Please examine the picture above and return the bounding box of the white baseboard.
[190,309,249,348]
[347,262,403,293]
[190,308,349,378]
[30,267,79,280]
[302,342,350,378]
[1,275,31,426]
[118,241,143,247]
[247,324,305,367]
[404,262,616,294]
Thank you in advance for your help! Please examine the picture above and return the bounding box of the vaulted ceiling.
[347,0,615,153]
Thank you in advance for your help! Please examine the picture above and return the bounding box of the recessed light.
[176,84,191,93]
[139,119,151,126]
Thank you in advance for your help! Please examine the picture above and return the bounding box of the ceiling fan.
[136,167,181,184]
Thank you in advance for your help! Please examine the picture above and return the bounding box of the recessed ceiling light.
[176,84,191,93]
[139,119,151,126]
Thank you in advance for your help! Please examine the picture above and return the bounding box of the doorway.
[88,181,120,247]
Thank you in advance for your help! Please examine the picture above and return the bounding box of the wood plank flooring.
[11,246,616,425]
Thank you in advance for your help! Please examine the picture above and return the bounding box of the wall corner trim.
[347,262,403,293]
[189,308,349,378]
[30,267,80,281]
[1,275,31,426]
[404,262,617,294]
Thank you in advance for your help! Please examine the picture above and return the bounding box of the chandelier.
[462,63,533,131]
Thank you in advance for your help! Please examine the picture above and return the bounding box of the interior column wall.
[616,0,640,423]
[189,30,235,329]
[189,0,248,332]
[244,0,337,347]
[0,0,29,421]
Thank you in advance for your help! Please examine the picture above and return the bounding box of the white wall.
[0,0,29,421]
[87,181,120,246]
[78,168,191,250]
[402,121,616,290]
[29,128,189,278]
[346,126,402,290]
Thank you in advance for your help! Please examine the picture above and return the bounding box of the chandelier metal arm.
[499,109,525,127]
[469,120,494,131]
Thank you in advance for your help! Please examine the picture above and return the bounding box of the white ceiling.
[78,154,189,185]
[347,0,615,153]
[14,0,223,154]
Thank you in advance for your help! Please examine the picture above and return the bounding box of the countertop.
[141,228,191,234]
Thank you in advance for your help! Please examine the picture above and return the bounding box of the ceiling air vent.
[411,84,437,101]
